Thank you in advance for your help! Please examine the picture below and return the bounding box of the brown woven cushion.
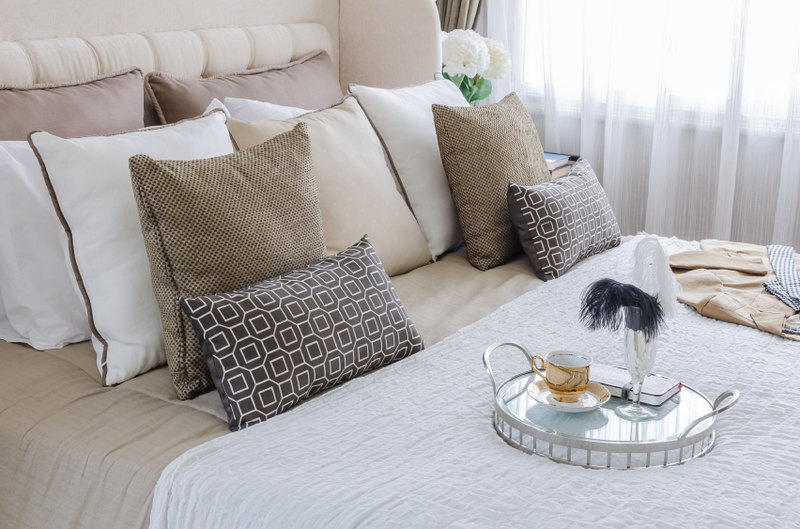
[507,159,621,281]
[129,123,325,399]
[0,68,144,140]
[181,235,425,431]
[432,92,551,271]
[145,50,343,124]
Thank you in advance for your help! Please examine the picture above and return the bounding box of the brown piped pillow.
[129,123,326,399]
[432,92,551,271]
[507,159,621,281]
[0,68,144,140]
[181,235,425,431]
[145,50,343,124]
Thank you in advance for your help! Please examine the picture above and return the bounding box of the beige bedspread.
[0,249,542,529]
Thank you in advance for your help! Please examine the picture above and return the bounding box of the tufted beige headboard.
[0,0,441,90]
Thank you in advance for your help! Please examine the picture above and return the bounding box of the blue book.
[544,152,571,170]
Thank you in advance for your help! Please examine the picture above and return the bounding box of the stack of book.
[544,152,578,179]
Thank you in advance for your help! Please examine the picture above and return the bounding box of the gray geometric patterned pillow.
[180,236,424,431]
[507,159,621,281]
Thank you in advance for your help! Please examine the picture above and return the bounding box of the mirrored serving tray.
[483,342,739,469]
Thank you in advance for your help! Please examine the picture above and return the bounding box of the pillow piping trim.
[28,133,111,383]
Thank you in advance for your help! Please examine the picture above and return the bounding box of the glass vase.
[615,306,658,421]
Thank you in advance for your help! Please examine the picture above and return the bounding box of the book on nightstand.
[544,152,571,170]
[590,363,681,406]
[544,152,579,179]
[549,164,572,179]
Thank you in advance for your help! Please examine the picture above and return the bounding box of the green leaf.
[459,80,473,101]
[470,77,493,103]
[441,70,472,101]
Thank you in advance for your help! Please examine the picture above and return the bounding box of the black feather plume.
[579,278,664,341]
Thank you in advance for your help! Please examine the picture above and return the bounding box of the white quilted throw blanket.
[150,236,799,528]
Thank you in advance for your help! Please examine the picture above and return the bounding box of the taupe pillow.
[129,123,326,399]
[227,97,433,277]
[181,236,425,431]
[432,92,551,271]
[0,68,144,140]
[507,159,621,281]
[145,50,343,124]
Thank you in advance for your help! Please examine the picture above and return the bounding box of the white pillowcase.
[29,111,234,385]
[0,141,90,349]
[349,80,469,258]
[203,97,314,122]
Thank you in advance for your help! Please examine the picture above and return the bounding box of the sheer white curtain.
[487,0,800,247]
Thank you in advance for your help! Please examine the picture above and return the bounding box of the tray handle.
[678,389,740,439]
[482,341,534,396]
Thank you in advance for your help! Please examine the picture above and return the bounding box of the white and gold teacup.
[530,351,592,403]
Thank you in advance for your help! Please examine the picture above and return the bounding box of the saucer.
[527,380,610,413]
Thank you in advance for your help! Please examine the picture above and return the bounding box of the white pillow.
[349,80,469,258]
[203,98,314,122]
[29,111,234,385]
[0,141,90,349]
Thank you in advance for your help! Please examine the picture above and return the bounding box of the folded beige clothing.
[669,250,769,275]
[670,239,800,341]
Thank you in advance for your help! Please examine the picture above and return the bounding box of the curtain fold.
[487,0,800,248]
[437,0,482,31]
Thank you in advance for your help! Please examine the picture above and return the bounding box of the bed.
[0,1,796,528]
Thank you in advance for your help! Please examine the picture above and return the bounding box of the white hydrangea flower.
[441,29,490,79]
[483,37,511,80]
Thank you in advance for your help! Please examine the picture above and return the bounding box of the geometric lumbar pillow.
[507,158,621,280]
[181,236,425,431]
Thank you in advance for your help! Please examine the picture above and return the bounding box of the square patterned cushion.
[129,123,325,400]
[432,92,551,271]
[507,159,621,280]
[181,236,424,431]
[146,50,342,124]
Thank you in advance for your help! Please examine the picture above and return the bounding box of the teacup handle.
[530,355,547,380]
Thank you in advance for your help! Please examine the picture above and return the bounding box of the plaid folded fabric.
[764,245,800,311]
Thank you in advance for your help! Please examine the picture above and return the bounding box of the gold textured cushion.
[129,123,325,399]
[227,97,432,277]
[432,92,551,271]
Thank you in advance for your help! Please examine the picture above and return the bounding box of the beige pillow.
[145,50,343,124]
[227,97,432,277]
[0,68,144,140]
[129,123,326,399]
[432,93,551,271]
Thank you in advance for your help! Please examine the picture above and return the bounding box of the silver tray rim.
[484,341,739,469]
